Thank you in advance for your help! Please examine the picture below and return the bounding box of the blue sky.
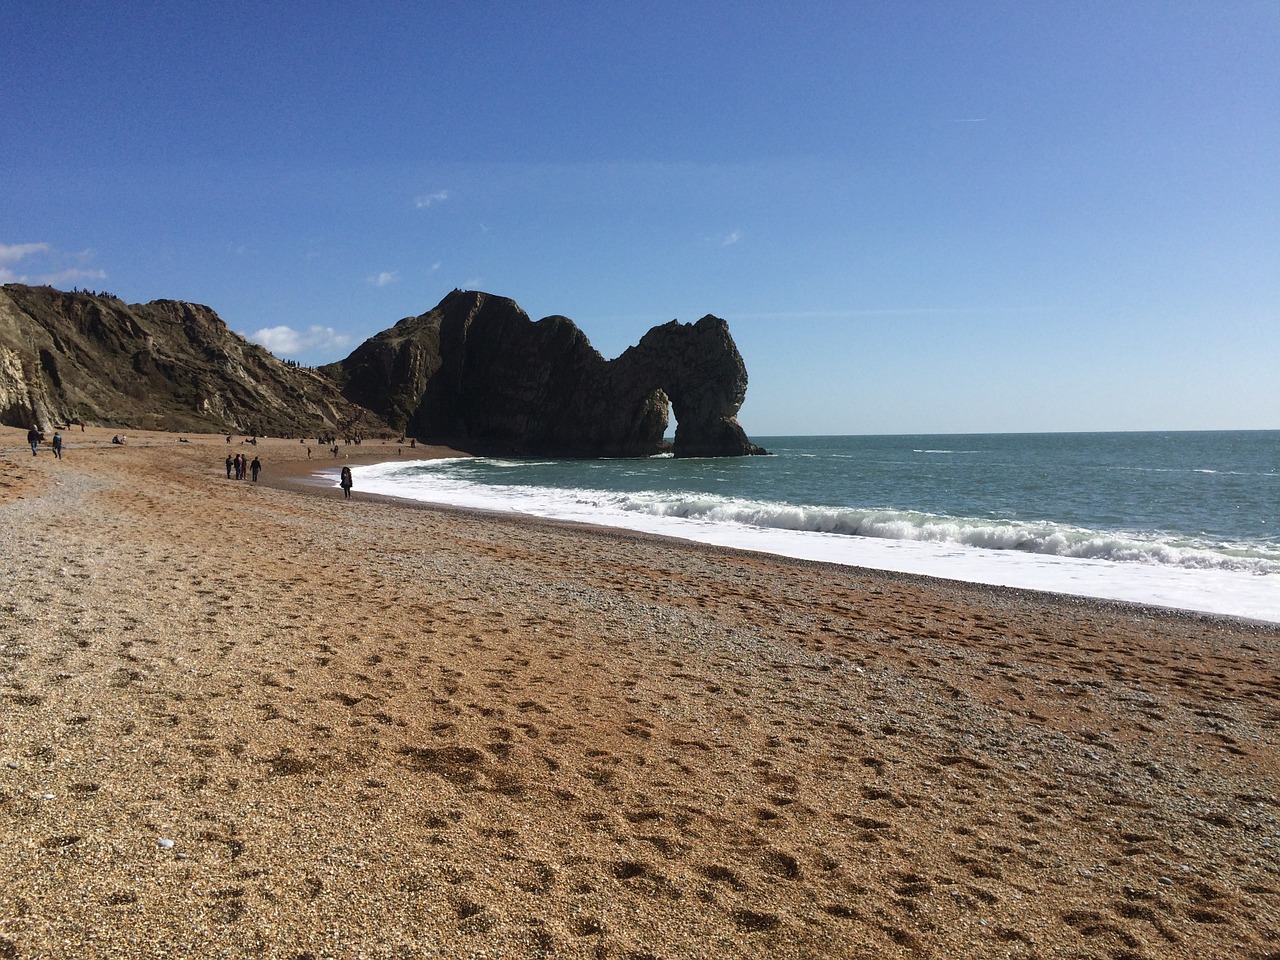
[3,1,1277,436]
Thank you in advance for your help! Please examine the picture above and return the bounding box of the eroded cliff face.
[329,290,766,457]
[0,285,382,436]
[319,310,444,433]
[2,284,765,456]
[611,316,762,458]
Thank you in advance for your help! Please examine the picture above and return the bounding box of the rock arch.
[341,290,766,457]
[610,316,765,457]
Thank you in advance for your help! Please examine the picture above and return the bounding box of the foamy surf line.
[333,463,1280,624]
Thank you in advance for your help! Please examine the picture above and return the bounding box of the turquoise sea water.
[347,431,1280,620]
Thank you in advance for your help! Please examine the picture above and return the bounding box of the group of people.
[22,425,357,501]
[26,426,63,459]
[225,452,262,481]
[220,452,353,498]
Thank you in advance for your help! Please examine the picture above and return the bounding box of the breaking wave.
[585,490,1280,575]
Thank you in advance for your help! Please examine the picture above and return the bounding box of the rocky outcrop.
[2,284,765,457]
[319,307,444,436]
[611,316,762,458]
[324,290,766,457]
[0,285,382,436]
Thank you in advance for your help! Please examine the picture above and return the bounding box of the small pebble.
[157,838,175,850]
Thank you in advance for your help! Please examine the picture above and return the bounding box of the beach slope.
[2,429,1277,958]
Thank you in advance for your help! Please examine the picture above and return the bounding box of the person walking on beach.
[250,456,261,482]
[225,454,233,479]
[27,425,41,456]
[340,465,353,499]
[51,432,63,460]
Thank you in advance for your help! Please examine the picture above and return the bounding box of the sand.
[2,426,1278,959]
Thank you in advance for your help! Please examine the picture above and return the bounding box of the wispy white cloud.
[698,230,742,248]
[369,270,398,287]
[414,190,449,208]
[246,325,351,356]
[0,242,106,286]
[0,242,52,264]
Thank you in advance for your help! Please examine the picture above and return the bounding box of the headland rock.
[1,285,765,456]
[324,290,766,457]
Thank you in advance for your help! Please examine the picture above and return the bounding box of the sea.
[335,431,1280,624]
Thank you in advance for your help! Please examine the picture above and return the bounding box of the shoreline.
[2,426,1278,958]
[7,423,1276,633]
[269,443,1280,630]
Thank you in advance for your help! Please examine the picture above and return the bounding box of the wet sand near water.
[2,427,1278,959]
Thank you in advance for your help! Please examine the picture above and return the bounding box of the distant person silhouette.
[340,466,353,499]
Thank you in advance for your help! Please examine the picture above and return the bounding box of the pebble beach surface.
[2,427,1278,959]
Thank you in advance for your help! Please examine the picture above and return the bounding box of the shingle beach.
[2,427,1277,959]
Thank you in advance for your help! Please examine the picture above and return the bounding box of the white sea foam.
[333,462,1280,623]
[594,494,1279,576]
